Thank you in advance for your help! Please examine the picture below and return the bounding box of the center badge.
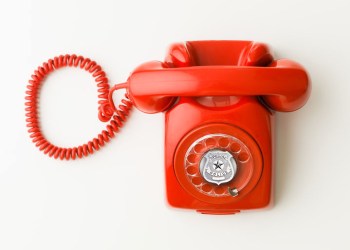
[199,150,237,185]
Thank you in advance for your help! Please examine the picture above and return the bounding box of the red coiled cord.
[25,54,133,160]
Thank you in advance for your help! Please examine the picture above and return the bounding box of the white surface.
[0,0,349,249]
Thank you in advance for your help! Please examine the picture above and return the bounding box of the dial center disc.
[199,149,237,185]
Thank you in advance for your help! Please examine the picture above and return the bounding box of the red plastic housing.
[126,41,310,214]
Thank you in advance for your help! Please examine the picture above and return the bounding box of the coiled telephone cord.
[25,55,132,160]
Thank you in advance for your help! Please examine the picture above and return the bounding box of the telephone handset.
[26,41,310,214]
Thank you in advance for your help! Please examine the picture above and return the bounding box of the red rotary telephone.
[26,41,310,214]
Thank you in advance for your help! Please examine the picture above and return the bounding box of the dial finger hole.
[219,137,230,147]
[202,183,213,193]
[230,142,241,153]
[192,177,202,186]
[187,154,198,164]
[194,143,205,153]
[238,152,249,162]
[186,165,198,175]
[205,138,216,148]
[214,186,226,195]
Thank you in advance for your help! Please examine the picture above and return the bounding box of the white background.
[0,0,349,249]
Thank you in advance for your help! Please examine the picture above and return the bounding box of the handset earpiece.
[261,60,311,112]
[127,43,194,114]
[238,42,311,111]
[238,42,274,66]
[238,42,310,112]
[165,43,194,67]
